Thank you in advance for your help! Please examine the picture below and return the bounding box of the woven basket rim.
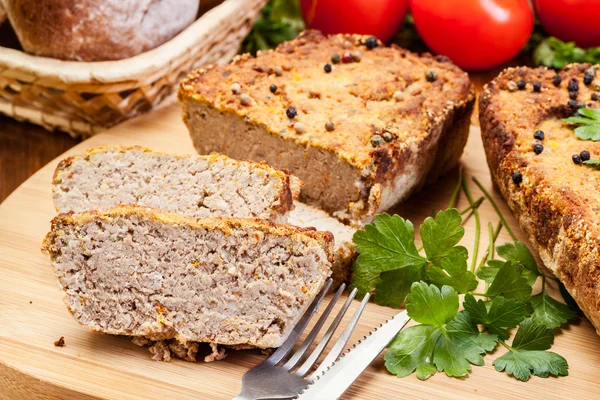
[0,0,260,84]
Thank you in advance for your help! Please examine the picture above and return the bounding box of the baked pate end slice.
[480,63,600,334]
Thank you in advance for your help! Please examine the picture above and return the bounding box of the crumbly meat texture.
[479,63,600,334]
[52,146,296,223]
[179,30,474,223]
[288,201,356,286]
[42,206,333,353]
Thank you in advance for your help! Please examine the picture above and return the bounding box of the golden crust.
[42,205,334,264]
[52,145,300,218]
[178,30,474,181]
[480,63,600,333]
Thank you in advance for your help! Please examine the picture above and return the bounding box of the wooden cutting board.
[1,99,599,400]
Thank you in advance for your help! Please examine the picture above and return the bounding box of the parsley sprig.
[350,172,579,381]
[563,108,600,141]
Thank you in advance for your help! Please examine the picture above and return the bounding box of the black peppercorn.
[533,81,542,92]
[512,171,523,184]
[533,143,544,154]
[370,135,384,147]
[286,106,297,119]
[569,91,578,100]
[572,154,582,164]
[331,53,341,64]
[534,130,545,140]
[568,78,579,92]
[382,132,393,142]
[592,93,599,101]
[269,84,277,94]
[517,80,526,90]
[584,72,594,85]
[324,63,332,73]
[365,36,378,50]
[581,150,591,161]
[552,74,562,87]
[567,99,584,110]
[425,69,438,82]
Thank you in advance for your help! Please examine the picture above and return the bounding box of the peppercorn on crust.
[42,206,333,351]
[52,146,296,223]
[179,30,474,223]
[480,63,600,334]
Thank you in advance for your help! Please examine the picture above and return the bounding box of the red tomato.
[410,0,534,71]
[300,0,410,43]
[534,0,600,48]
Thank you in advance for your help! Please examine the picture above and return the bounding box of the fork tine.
[282,283,346,371]
[293,287,358,377]
[306,292,370,380]
[267,278,333,365]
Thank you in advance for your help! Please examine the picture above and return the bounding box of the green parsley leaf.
[386,309,497,380]
[493,319,568,381]
[562,108,600,141]
[463,294,529,340]
[511,318,554,350]
[533,37,600,69]
[242,0,304,55]
[583,159,600,168]
[476,259,504,283]
[420,209,464,264]
[447,311,498,352]
[385,324,440,380]
[406,282,458,326]
[493,350,568,381]
[441,314,497,377]
[496,241,541,285]
[485,261,533,302]
[426,247,478,294]
[350,213,426,297]
[375,265,425,309]
[531,293,579,329]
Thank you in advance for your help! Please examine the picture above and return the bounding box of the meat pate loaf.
[288,201,356,285]
[178,30,475,224]
[42,206,333,356]
[53,146,296,223]
[479,63,600,333]
[53,145,356,287]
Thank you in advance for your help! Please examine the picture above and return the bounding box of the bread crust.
[179,30,474,222]
[2,0,198,61]
[480,63,600,333]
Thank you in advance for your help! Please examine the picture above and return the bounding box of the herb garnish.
[242,0,304,55]
[583,159,600,168]
[534,37,600,70]
[563,108,600,141]
[350,173,579,381]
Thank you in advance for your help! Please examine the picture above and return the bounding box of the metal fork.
[233,278,370,400]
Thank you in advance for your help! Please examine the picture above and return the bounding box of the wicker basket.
[0,0,266,138]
